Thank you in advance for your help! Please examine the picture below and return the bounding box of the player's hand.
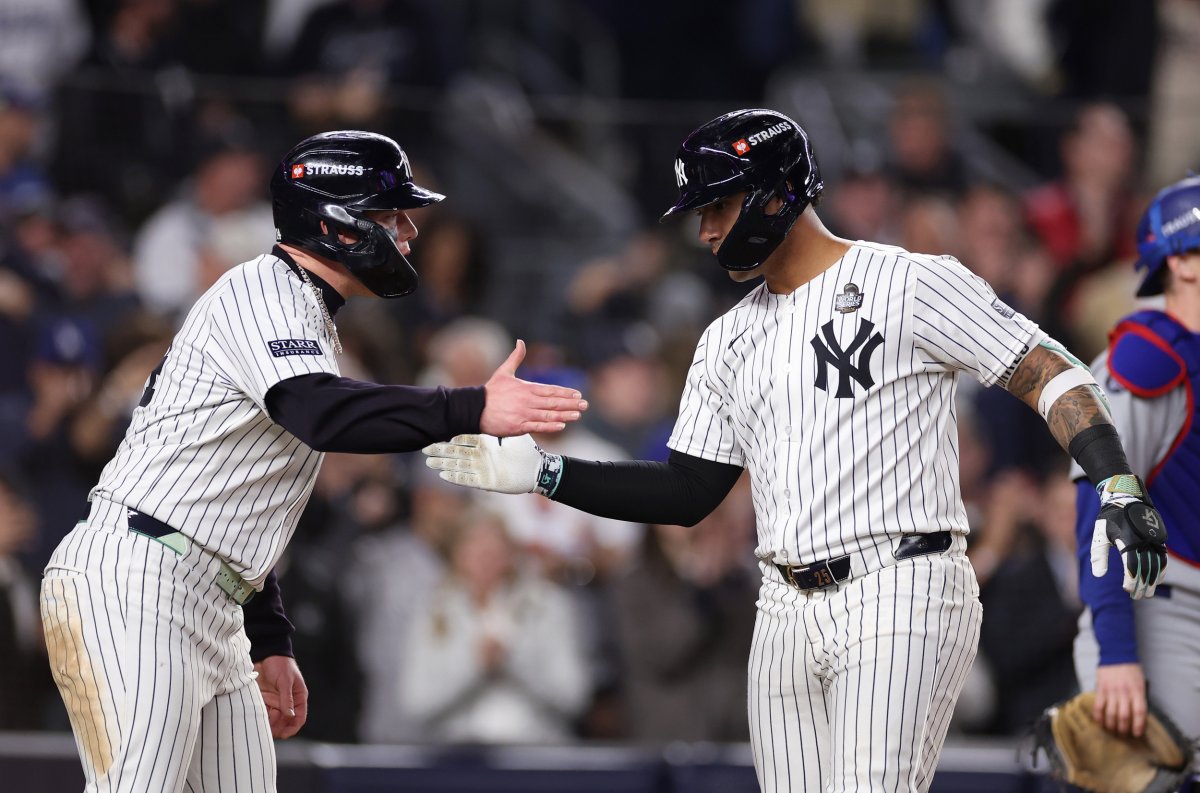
[1090,475,1167,600]
[480,340,588,436]
[253,656,309,739]
[1093,663,1148,737]
[424,434,562,495]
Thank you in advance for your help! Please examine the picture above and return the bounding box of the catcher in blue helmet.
[1068,175,1200,769]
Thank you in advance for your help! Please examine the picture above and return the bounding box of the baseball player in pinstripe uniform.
[1071,175,1200,760]
[38,130,587,793]
[424,109,1168,792]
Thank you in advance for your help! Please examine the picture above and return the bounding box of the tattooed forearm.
[1044,385,1112,448]
[1005,341,1113,450]
[1006,343,1071,400]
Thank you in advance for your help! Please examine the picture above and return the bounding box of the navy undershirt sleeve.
[551,450,743,527]
[243,570,294,661]
[265,373,485,453]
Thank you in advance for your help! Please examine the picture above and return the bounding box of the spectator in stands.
[403,507,591,743]
[1024,102,1139,274]
[389,212,489,379]
[971,471,1081,734]
[348,464,464,743]
[610,476,758,741]
[69,310,172,465]
[0,85,51,223]
[51,0,192,223]
[0,0,90,101]
[281,0,459,137]
[886,80,969,198]
[1025,102,1141,357]
[133,128,274,319]
[825,145,901,246]
[43,195,141,335]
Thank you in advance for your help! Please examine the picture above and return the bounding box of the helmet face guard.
[271,130,445,298]
[660,109,823,272]
[1135,175,1200,297]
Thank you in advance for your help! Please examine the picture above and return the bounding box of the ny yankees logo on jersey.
[811,318,884,398]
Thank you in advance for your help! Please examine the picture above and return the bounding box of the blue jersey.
[1073,309,1200,664]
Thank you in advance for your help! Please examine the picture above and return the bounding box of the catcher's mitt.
[1032,692,1193,793]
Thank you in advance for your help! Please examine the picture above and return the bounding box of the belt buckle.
[214,561,255,605]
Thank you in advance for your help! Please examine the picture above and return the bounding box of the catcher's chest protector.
[1107,310,1200,565]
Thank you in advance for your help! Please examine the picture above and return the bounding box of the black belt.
[775,531,954,591]
[123,506,256,605]
[126,508,176,539]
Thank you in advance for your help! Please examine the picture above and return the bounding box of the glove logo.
[1130,502,1162,538]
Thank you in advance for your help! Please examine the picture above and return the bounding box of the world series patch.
[268,338,323,357]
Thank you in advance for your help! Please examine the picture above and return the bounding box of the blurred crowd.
[1,0,1199,745]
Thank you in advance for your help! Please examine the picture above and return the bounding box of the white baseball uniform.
[40,252,338,793]
[667,241,1041,792]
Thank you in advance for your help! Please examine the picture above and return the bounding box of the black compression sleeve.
[265,373,485,453]
[243,570,294,662]
[1068,423,1133,484]
[550,450,743,526]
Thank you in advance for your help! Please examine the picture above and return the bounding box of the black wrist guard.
[1069,424,1133,485]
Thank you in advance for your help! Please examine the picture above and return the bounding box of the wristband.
[1038,367,1098,419]
[1068,424,1133,485]
[534,452,564,497]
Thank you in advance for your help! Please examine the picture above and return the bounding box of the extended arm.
[423,434,743,527]
[1005,339,1167,599]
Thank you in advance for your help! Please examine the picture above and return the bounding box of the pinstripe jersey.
[90,253,339,585]
[668,241,1040,567]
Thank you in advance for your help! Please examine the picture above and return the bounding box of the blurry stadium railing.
[0,731,1127,792]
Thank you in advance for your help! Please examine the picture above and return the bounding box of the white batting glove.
[422,434,564,496]
[1090,475,1167,600]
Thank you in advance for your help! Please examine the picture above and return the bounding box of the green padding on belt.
[130,527,189,555]
[214,562,256,605]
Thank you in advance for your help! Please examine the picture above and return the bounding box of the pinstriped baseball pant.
[749,550,982,792]
[40,498,274,792]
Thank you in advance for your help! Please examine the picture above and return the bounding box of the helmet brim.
[354,182,446,211]
[658,196,710,223]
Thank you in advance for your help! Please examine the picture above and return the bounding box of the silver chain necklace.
[296,266,343,354]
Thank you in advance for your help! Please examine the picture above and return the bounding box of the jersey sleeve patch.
[1107,323,1186,398]
[268,338,323,357]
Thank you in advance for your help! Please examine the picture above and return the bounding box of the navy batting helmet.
[660,108,823,271]
[270,131,444,298]
[1134,175,1200,297]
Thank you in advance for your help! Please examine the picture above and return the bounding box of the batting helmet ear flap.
[717,184,807,271]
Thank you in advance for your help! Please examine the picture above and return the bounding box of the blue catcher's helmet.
[1135,175,1200,297]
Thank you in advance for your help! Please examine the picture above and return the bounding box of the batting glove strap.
[1097,473,1150,505]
